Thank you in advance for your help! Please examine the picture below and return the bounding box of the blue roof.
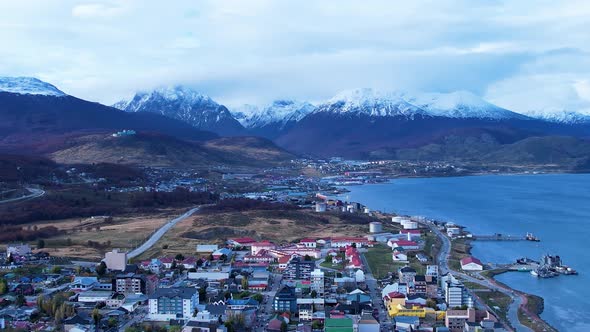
[227,298,259,306]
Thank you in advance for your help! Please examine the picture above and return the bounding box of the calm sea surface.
[342,174,590,331]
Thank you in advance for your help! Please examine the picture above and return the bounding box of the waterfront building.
[460,257,483,271]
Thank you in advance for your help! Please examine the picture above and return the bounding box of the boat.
[525,232,540,242]
[530,270,539,277]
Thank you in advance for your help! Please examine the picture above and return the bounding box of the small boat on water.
[525,232,540,242]
[530,270,538,277]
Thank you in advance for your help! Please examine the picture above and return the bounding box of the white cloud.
[0,0,589,109]
[71,3,126,18]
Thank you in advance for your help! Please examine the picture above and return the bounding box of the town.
[0,190,528,332]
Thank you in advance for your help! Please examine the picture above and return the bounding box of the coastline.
[335,178,561,331]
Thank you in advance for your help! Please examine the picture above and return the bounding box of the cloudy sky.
[1,0,590,113]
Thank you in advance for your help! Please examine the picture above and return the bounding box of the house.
[71,277,98,292]
[330,237,370,248]
[273,286,297,313]
[392,252,408,262]
[299,238,317,248]
[212,248,232,260]
[77,291,114,304]
[278,256,291,269]
[358,312,380,332]
[160,256,175,269]
[103,249,127,271]
[181,256,198,269]
[445,308,498,332]
[426,265,439,278]
[390,240,419,250]
[460,256,484,271]
[227,237,256,247]
[250,241,276,255]
[148,287,199,321]
[64,313,93,332]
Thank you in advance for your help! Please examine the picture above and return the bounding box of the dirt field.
[23,209,185,260]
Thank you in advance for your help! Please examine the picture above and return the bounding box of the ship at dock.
[531,254,578,278]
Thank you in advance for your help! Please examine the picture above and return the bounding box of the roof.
[325,318,354,327]
[399,266,416,273]
[461,256,483,266]
[393,240,418,246]
[400,229,420,234]
[229,237,256,244]
[149,287,197,300]
[299,238,316,243]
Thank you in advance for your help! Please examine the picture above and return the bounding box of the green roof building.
[324,318,354,332]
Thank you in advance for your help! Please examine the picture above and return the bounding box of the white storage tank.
[392,216,405,224]
[401,220,418,229]
[369,221,383,233]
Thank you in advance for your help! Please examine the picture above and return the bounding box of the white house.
[460,257,483,271]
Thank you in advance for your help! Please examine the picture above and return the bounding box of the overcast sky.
[1,0,590,112]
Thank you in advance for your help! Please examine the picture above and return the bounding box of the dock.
[472,233,540,242]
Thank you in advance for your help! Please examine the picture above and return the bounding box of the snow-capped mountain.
[316,88,426,118]
[517,109,590,124]
[405,90,525,120]
[231,100,315,139]
[0,77,66,97]
[313,88,525,120]
[114,86,245,136]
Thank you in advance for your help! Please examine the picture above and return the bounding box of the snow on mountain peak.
[235,100,315,128]
[519,108,590,124]
[320,88,523,120]
[321,88,425,117]
[0,77,66,97]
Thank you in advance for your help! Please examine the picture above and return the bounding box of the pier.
[472,232,540,242]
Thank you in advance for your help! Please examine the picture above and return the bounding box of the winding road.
[0,187,45,204]
[424,221,532,332]
[127,207,200,259]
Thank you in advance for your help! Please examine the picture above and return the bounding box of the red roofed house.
[299,238,317,248]
[460,256,483,271]
[278,256,291,270]
[228,237,257,247]
[251,241,277,255]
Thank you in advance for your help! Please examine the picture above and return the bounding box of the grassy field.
[449,238,472,271]
[518,294,558,332]
[17,209,184,260]
[134,209,376,261]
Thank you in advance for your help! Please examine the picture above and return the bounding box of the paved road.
[360,252,393,330]
[127,207,200,259]
[422,220,532,332]
[0,187,45,204]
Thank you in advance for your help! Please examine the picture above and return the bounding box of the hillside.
[0,91,217,153]
[48,133,294,168]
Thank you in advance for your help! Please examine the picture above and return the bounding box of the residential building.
[282,257,314,280]
[114,273,158,295]
[71,277,98,292]
[250,241,276,255]
[310,269,324,296]
[274,286,297,313]
[398,266,417,283]
[103,249,127,271]
[445,308,498,332]
[226,298,259,327]
[148,287,198,321]
[426,265,439,278]
[299,238,317,248]
[442,275,473,309]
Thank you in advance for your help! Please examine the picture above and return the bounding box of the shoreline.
[335,178,561,331]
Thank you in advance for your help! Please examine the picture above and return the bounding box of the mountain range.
[2,76,590,166]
